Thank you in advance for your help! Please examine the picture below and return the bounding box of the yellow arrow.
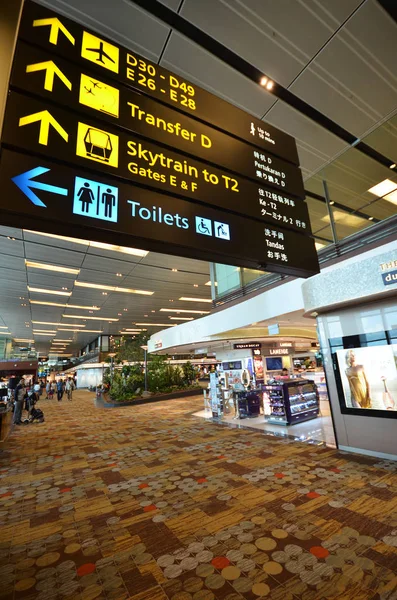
[26,61,72,92]
[33,18,75,46]
[19,111,69,146]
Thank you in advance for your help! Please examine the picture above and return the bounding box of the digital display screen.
[335,345,397,412]
[266,357,283,371]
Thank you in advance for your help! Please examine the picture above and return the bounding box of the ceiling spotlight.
[260,76,268,86]
[390,163,396,169]
[266,80,274,90]
[172,268,178,272]
[368,216,374,221]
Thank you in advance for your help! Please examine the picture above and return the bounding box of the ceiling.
[0,0,396,356]
[0,226,211,356]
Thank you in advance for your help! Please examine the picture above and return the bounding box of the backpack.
[31,407,44,422]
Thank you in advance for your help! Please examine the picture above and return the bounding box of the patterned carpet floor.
[1,391,397,600]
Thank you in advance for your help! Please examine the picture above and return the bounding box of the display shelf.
[263,379,320,425]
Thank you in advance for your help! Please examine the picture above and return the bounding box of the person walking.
[56,379,64,402]
[13,378,26,425]
[45,380,51,399]
[65,377,74,401]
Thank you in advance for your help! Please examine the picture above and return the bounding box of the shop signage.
[268,348,289,355]
[2,93,310,234]
[382,269,397,286]
[233,342,261,350]
[0,1,320,279]
[380,260,397,271]
[154,341,162,349]
[18,1,299,166]
[11,43,304,199]
[0,150,320,277]
[279,342,293,348]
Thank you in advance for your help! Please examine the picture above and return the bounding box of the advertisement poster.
[336,345,397,411]
[253,354,264,382]
[210,372,220,418]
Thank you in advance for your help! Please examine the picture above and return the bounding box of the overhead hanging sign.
[0,1,319,279]
[17,1,299,166]
[10,42,304,198]
[2,92,309,232]
[0,150,320,278]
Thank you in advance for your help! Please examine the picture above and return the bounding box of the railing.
[212,213,397,309]
[0,352,39,361]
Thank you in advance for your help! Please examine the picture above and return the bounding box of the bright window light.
[384,190,397,205]
[25,260,80,274]
[30,301,100,310]
[62,315,119,321]
[368,179,397,197]
[28,286,71,296]
[24,231,148,257]
[159,308,210,314]
[179,297,212,303]
[74,281,153,295]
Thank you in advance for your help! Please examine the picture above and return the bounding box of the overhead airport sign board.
[0,1,319,279]
[2,91,309,233]
[0,151,319,277]
[17,1,299,166]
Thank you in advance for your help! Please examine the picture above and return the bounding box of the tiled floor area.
[1,391,397,600]
[194,401,336,447]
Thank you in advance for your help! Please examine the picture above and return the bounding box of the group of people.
[52,378,75,402]
[12,376,76,425]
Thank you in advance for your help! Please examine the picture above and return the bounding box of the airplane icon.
[85,41,115,65]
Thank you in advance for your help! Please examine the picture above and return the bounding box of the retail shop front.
[302,241,397,460]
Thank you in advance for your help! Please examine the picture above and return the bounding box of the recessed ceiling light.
[179,297,212,303]
[0,332,11,335]
[28,286,72,296]
[329,201,335,205]
[33,332,55,336]
[260,76,268,86]
[368,179,397,198]
[0,326,8,329]
[390,163,396,169]
[62,315,119,321]
[169,317,194,321]
[32,329,56,333]
[24,231,148,257]
[53,339,73,342]
[25,260,80,274]
[172,268,178,272]
[74,281,153,295]
[368,216,374,221]
[58,328,102,332]
[266,80,274,90]
[205,281,217,286]
[160,308,210,314]
[30,301,100,310]
[14,339,34,342]
[134,323,177,327]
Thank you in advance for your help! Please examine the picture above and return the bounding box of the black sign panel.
[11,42,304,199]
[0,150,319,278]
[18,1,299,166]
[234,342,262,350]
[2,92,310,234]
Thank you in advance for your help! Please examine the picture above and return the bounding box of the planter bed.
[96,387,202,408]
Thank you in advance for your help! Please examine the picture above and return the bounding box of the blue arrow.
[12,166,68,207]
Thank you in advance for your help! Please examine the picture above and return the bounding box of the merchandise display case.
[234,389,262,418]
[263,379,319,425]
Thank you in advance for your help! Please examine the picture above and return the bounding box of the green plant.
[182,361,196,385]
